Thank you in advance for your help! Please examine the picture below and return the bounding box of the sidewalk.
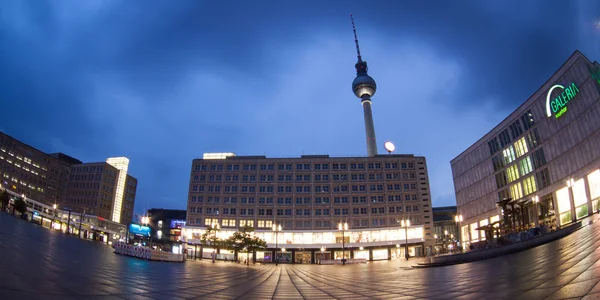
[414,212,600,268]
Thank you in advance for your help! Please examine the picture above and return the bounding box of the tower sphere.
[352,73,377,98]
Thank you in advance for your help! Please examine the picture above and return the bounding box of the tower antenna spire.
[350,14,363,62]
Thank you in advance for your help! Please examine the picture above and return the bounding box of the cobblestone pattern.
[1,214,600,299]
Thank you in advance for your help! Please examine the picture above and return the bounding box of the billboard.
[129,224,151,237]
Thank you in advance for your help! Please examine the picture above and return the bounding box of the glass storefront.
[588,170,600,213]
[556,187,572,225]
[353,250,369,260]
[573,178,588,219]
[334,250,350,260]
[294,252,312,264]
[185,226,424,246]
[316,251,331,262]
[372,249,388,260]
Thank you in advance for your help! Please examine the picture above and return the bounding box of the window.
[514,137,528,157]
[536,168,551,189]
[492,154,505,171]
[488,137,500,155]
[510,182,523,200]
[495,172,508,189]
[523,176,537,195]
[503,146,516,165]
[507,164,520,183]
[498,129,512,148]
[532,148,547,169]
[518,156,533,176]
[521,110,535,130]
[509,120,523,140]
[526,128,540,149]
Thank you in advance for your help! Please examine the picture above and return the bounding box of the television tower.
[351,14,378,157]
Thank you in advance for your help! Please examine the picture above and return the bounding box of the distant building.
[147,208,187,245]
[183,153,435,262]
[451,50,600,248]
[432,206,459,253]
[0,131,137,225]
[66,159,137,225]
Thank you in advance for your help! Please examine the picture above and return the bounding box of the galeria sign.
[546,82,579,119]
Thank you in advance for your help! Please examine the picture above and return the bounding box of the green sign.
[589,64,600,87]
[545,82,579,119]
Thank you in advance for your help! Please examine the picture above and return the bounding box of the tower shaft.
[361,98,378,157]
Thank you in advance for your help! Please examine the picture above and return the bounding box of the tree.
[227,225,267,265]
[13,197,27,216]
[0,190,9,211]
[200,224,223,249]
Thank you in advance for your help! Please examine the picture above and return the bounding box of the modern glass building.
[182,153,435,263]
[451,50,600,248]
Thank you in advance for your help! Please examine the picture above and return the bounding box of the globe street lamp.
[401,219,410,260]
[384,141,395,155]
[338,222,349,265]
[272,223,282,265]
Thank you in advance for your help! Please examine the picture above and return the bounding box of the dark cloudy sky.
[1,1,599,214]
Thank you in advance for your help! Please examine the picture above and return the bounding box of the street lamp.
[272,223,282,265]
[384,141,396,155]
[455,214,463,250]
[338,222,348,265]
[210,222,220,263]
[532,195,540,226]
[52,203,57,230]
[401,219,410,260]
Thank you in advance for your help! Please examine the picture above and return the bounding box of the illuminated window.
[507,164,520,183]
[514,137,529,157]
[502,146,516,165]
[523,176,537,195]
[510,182,523,200]
[519,157,533,176]
[257,220,265,228]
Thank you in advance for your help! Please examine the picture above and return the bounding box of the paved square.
[1,214,600,299]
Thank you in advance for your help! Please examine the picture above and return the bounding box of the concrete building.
[0,131,75,205]
[183,153,435,262]
[0,131,137,225]
[451,50,600,248]
[66,159,137,225]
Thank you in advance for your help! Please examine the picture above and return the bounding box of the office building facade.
[183,153,434,263]
[451,50,600,247]
[0,131,137,225]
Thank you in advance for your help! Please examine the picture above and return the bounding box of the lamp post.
[338,222,348,265]
[434,234,438,255]
[533,195,540,226]
[455,214,463,251]
[401,219,410,260]
[272,223,282,265]
[210,222,220,263]
[52,203,57,230]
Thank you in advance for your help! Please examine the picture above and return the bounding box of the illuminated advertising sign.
[546,82,579,119]
[170,220,186,228]
[129,224,151,237]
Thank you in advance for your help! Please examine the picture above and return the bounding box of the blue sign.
[129,224,151,237]
[170,219,186,228]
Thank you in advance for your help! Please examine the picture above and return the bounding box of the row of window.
[492,129,541,172]
[498,168,551,201]
[488,110,535,155]
[192,173,419,182]
[189,205,422,216]
[194,217,424,229]
[191,183,417,193]
[195,162,418,172]
[190,194,419,204]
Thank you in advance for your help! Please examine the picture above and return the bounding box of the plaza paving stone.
[2,214,600,299]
